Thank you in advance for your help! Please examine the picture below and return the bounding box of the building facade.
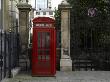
[0,0,19,32]
[9,0,19,32]
[33,0,54,18]
[0,0,2,29]
[1,0,9,31]
[36,8,54,18]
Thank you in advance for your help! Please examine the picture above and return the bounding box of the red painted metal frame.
[32,28,56,76]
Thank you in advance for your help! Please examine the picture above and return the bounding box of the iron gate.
[0,30,20,81]
[71,18,110,71]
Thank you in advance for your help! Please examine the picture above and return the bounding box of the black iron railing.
[71,27,110,71]
[0,29,20,81]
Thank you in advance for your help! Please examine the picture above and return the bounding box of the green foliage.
[54,8,61,48]
[68,0,110,26]
[54,8,61,29]
[67,0,110,49]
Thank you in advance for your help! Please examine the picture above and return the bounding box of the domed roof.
[32,17,55,23]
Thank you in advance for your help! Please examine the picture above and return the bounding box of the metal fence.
[0,29,20,81]
[71,24,110,71]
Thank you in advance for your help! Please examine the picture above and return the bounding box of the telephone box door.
[32,28,56,76]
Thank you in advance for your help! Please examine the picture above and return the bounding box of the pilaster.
[59,0,72,71]
[17,3,31,54]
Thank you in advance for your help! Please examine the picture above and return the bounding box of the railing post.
[17,33,20,67]
[0,30,3,81]
[8,29,12,78]
[4,31,6,78]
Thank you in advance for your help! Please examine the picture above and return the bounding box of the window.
[43,12,46,15]
[37,12,40,15]
[37,32,50,48]
[49,11,53,15]
[36,24,40,26]
[45,24,49,27]
[37,0,48,9]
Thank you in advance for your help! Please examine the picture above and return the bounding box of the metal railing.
[0,29,20,81]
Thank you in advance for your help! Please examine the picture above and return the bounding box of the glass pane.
[42,55,45,60]
[45,49,49,55]
[36,24,39,26]
[37,32,50,47]
[45,32,50,48]
[42,32,45,48]
[37,12,40,15]
[46,24,49,27]
[37,0,47,9]
[37,32,41,48]
[37,32,50,61]
[43,12,46,15]
[49,11,53,15]
[41,32,50,48]
[38,55,41,60]
[46,55,50,60]
[38,49,42,55]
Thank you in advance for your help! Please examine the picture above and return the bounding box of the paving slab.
[2,71,110,82]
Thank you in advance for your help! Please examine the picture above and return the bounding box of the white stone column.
[59,0,72,71]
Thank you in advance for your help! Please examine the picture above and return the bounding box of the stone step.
[18,54,30,71]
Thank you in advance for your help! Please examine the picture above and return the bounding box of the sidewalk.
[2,71,110,82]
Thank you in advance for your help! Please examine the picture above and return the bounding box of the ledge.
[17,3,32,10]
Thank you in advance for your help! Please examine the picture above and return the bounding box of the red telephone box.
[32,17,56,76]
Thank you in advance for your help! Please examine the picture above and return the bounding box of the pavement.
[2,71,110,82]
